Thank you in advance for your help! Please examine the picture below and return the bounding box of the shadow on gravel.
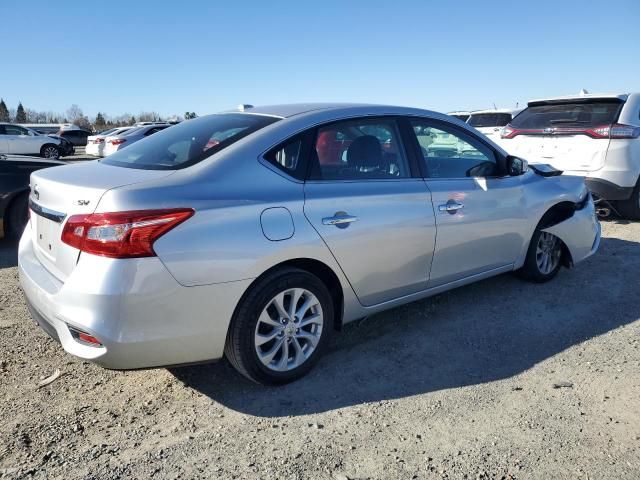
[171,235,640,417]
[0,238,19,269]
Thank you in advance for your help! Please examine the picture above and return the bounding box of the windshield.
[468,113,513,127]
[101,113,280,170]
[511,101,623,129]
[450,114,469,122]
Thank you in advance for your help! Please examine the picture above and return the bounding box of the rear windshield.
[101,114,280,170]
[511,100,623,129]
[450,114,470,122]
[468,113,513,127]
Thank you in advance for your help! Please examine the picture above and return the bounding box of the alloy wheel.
[254,288,323,372]
[535,232,561,275]
[44,146,59,159]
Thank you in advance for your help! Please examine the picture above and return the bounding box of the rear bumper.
[585,177,634,201]
[18,228,251,369]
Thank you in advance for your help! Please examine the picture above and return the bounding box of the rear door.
[502,99,623,173]
[302,117,436,306]
[407,117,527,287]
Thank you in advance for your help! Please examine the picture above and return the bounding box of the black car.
[0,154,66,239]
[47,134,75,156]
[56,129,92,146]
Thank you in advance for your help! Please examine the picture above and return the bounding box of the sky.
[1,0,639,120]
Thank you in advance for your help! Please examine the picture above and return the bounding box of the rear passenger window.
[309,118,410,180]
[410,120,498,178]
[264,137,306,180]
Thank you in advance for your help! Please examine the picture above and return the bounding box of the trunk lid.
[28,161,174,281]
[502,134,611,173]
[500,97,624,173]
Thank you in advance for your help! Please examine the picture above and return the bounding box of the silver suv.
[0,123,63,158]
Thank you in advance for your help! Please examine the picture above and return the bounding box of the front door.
[303,117,436,306]
[407,118,527,287]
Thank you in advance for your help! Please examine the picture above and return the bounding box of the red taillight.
[61,209,194,258]
[109,138,126,145]
[501,123,640,140]
[68,326,103,347]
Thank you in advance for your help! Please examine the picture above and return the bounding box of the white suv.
[467,109,522,142]
[0,123,63,158]
[501,93,640,219]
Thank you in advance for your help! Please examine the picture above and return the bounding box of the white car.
[103,124,170,156]
[0,123,64,158]
[501,93,640,219]
[86,127,134,157]
[468,109,522,142]
[447,111,471,122]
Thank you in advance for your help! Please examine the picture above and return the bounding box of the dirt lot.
[0,220,638,479]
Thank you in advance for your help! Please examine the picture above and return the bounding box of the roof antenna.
[579,89,589,96]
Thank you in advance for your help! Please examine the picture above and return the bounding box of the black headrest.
[347,135,382,169]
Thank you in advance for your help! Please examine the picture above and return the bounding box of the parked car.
[0,123,64,158]
[0,154,65,239]
[467,109,522,141]
[447,111,471,122]
[500,93,640,219]
[86,127,134,157]
[102,124,170,156]
[46,134,75,157]
[19,103,600,385]
[56,129,92,147]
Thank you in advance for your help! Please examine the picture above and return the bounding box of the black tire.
[6,192,29,239]
[40,144,60,159]
[517,227,563,283]
[224,267,334,385]
[616,179,640,220]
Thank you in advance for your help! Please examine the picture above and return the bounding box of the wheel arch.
[517,201,577,269]
[240,257,345,332]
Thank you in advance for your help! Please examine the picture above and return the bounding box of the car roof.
[447,111,471,115]
[230,103,386,119]
[527,93,631,105]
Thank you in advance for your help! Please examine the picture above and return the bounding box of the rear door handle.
[438,201,464,213]
[322,213,359,227]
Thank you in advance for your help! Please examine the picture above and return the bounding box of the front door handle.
[438,201,464,214]
[322,212,359,228]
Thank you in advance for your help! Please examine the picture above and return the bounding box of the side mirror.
[506,155,528,176]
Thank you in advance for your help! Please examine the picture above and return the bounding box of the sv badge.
[77,200,90,206]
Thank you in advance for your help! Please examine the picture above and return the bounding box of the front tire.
[616,179,640,220]
[224,268,334,385]
[40,144,60,159]
[517,229,563,283]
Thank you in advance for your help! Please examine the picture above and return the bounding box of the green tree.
[184,111,197,120]
[95,112,107,130]
[130,116,136,125]
[0,99,9,122]
[15,102,27,123]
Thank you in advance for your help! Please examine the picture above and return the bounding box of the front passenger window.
[410,120,498,178]
[310,119,410,180]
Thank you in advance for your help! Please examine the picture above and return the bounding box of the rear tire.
[40,144,60,159]
[224,267,334,385]
[616,179,640,220]
[6,192,29,239]
[517,228,563,283]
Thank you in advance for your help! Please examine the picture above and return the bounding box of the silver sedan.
[18,104,600,384]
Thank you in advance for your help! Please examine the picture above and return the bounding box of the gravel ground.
[0,220,638,479]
